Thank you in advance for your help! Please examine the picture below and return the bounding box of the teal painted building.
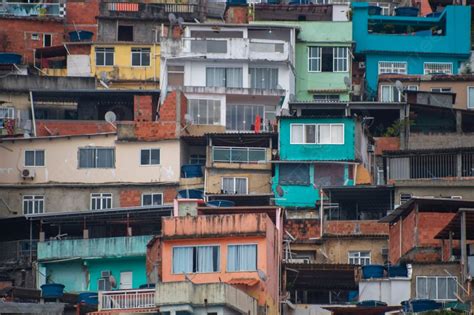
[273,117,366,208]
[251,21,352,102]
[37,235,152,292]
[352,2,471,98]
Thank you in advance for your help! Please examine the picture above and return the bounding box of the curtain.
[25,151,35,166]
[226,68,243,88]
[97,148,114,168]
[173,247,193,274]
[291,125,303,143]
[417,277,428,299]
[227,245,257,271]
[381,86,391,102]
[331,125,344,144]
[235,178,247,194]
[35,151,45,166]
[222,178,234,193]
[197,246,217,272]
[447,277,457,300]
[438,277,447,300]
[206,68,226,87]
[305,125,316,143]
[428,277,437,299]
[250,68,278,89]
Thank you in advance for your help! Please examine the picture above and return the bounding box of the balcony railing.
[98,289,155,311]
[213,147,267,163]
[0,240,38,262]
[0,3,63,17]
[99,2,202,20]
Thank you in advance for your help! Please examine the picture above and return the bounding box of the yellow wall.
[91,44,160,89]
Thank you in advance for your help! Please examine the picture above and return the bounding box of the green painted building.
[252,21,352,102]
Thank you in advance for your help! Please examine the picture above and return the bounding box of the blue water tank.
[207,200,235,207]
[181,164,203,178]
[78,292,98,305]
[0,53,22,65]
[395,7,419,16]
[388,265,408,277]
[176,189,204,199]
[41,284,65,298]
[402,299,442,312]
[68,30,94,42]
[362,265,385,279]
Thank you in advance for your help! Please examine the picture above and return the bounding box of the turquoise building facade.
[273,117,363,208]
[352,3,471,98]
[37,235,152,292]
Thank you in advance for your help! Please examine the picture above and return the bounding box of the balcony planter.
[0,53,22,65]
[395,7,419,17]
[368,5,382,16]
[41,283,65,298]
[181,164,203,178]
[207,200,235,207]
[361,265,385,279]
[78,292,99,305]
[68,30,93,42]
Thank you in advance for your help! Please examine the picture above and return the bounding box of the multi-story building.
[352,2,471,99]
[160,23,296,133]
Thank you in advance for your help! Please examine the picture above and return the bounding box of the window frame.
[416,276,458,301]
[290,123,344,145]
[333,47,349,73]
[172,245,221,274]
[22,195,45,215]
[43,33,52,47]
[78,147,115,169]
[380,85,402,102]
[95,47,115,67]
[378,61,407,75]
[249,67,279,89]
[423,62,453,75]
[24,149,45,167]
[221,177,248,195]
[212,146,267,164]
[467,86,474,109]
[187,98,222,126]
[431,87,452,93]
[205,67,243,88]
[90,193,113,210]
[308,46,321,72]
[141,193,163,206]
[140,148,161,166]
[0,106,15,120]
[131,47,151,67]
[348,251,371,265]
[226,243,258,272]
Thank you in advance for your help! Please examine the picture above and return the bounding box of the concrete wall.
[205,168,272,195]
[410,263,460,299]
[0,75,95,92]
[97,20,159,43]
[418,80,473,110]
[408,133,474,150]
[394,183,474,205]
[359,278,411,306]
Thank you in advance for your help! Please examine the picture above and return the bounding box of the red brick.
[225,6,249,24]
[284,219,321,240]
[374,137,400,156]
[325,220,388,235]
[36,120,115,136]
[120,190,141,207]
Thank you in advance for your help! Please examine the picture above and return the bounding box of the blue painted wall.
[352,2,471,95]
[279,117,356,161]
[87,257,147,291]
[42,260,87,293]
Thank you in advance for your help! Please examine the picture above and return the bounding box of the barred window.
[424,63,452,75]
[378,61,407,74]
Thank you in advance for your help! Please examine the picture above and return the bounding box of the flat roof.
[31,89,160,95]
[183,22,298,30]
[0,132,116,143]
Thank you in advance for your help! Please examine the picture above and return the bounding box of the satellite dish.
[177,17,184,28]
[184,113,193,124]
[105,111,116,123]
[168,13,177,25]
[257,269,268,282]
[343,76,351,89]
[395,80,404,92]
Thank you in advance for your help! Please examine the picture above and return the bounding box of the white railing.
[98,289,155,311]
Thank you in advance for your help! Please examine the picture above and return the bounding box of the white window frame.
[23,195,45,215]
[333,47,349,72]
[78,147,115,169]
[313,94,340,102]
[43,33,52,47]
[131,47,151,67]
[95,47,115,66]
[348,251,371,265]
[416,276,458,301]
[221,177,248,195]
[423,62,453,75]
[0,107,15,120]
[431,87,452,93]
[90,193,113,210]
[378,61,407,74]
[172,245,221,274]
[308,46,321,72]
[24,149,45,167]
[187,98,221,125]
[226,243,258,272]
[141,193,163,206]
[468,86,474,109]
[290,123,344,145]
[140,148,160,166]
[380,85,402,102]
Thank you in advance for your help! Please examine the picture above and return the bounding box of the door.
[119,271,133,289]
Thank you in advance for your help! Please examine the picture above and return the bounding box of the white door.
[120,271,133,289]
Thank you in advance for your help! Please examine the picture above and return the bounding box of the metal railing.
[213,147,266,163]
[0,3,62,17]
[99,289,155,311]
[0,240,38,262]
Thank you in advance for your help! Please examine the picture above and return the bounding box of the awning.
[285,263,357,290]
[227,278,260,286]
[322,306,402,315]
[35,45,68,59]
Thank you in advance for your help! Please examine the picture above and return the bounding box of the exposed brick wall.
[119,189,141,207]
[325,220,389,235]
[285,219,321,241]
[64,0,99,41]
[417,212,456,247]
[134,95,153,122]
[374,137,400,156]
[36,120,115,136]
[146,236,162,283]
[67,44,91,55]
[389,219,402,264]
[0,18,64,64]
[163,186,177,203]
[225,6,249,24]
[401,210,417,259]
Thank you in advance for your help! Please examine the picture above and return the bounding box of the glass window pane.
[142,49,150,66]
[132,52,140,66]
[97,149,114,168]
[213,148,230,162]
[331,125,344,144]
[231,148,246,162]
[142,194,152,206]
[291,125,303,143]
[152,194,162,205]
[447,278,457,300]
[35,151,45,166]
[428,277,437,299]
[437,277,447,300]
[279,163,310,186]
[417,278,428,299]
[248,149,265,162]
[150,149,160,165]
[305,125,316,144]
[319,125,331,144]
[79,148,95,168]
[141,149,150,165]
[96,50,104,66]
[469,87,474,108]
[173,247,193,273]
[196,246,218,272]
[25,151,35,166]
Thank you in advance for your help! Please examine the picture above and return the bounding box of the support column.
[456,111,462,134]
[461,210,467,282]
[399,107,406,150]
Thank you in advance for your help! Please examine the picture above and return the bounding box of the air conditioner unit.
[101,270,111,278]
[98,278,111,291]
[358,62,366,69]
[21,168,35,179]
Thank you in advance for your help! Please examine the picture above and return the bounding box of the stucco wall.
[205,168,272,195]
[410,263,460,299]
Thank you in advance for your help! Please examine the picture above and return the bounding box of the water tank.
[362,265,385,279]
[41,284,65,299]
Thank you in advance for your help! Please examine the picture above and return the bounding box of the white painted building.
[160,24,296,132]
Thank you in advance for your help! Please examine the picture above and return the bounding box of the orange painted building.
[149,211,281,315]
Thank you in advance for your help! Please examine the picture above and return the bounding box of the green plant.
[383,119,414,137]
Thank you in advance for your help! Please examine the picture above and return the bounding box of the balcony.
[38,235,153,261]
[161,37,292,63]
[208,146,272,170]
[0,3,63,18]
[99,1,202,21]
[98,289,155,311]
[0,239,37,264]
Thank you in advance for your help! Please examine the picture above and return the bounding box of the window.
[221,177,248,194]
[249,68,279,89]
[95,48,114,66]
[187,99,221,125]
[43,34,52,47]
[227,244,257,272]
[189,154,206,165]
[141,193,163,206]
[131,48,150,67]
[468,87,474,109]
[91,193,112,210]
[313,95,340,102]
[140,149,160,165]
[431,88,451,93]
[400,193,412,204]
[23,195,44,215]
[378,61,407,74]
[279,163,310,186]
[308,47,349,73]
[424,63,453,75]
[348,251,371,265]
[213,147,266,163]
[25,150,45,167]
[31,33,40,41]
[78,148,115,168]
[226,104,275,131]
[206,67,243,88]
[167,65,184,86]
[172,246,220,274]
[290,123,344,144]
[118,25,133,41]
[380,85,417,102]
[416,276,457,300]
[0,107,14,119]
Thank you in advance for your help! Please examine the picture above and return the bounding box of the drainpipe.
[320,188,323,238]
[29,91,36,137]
